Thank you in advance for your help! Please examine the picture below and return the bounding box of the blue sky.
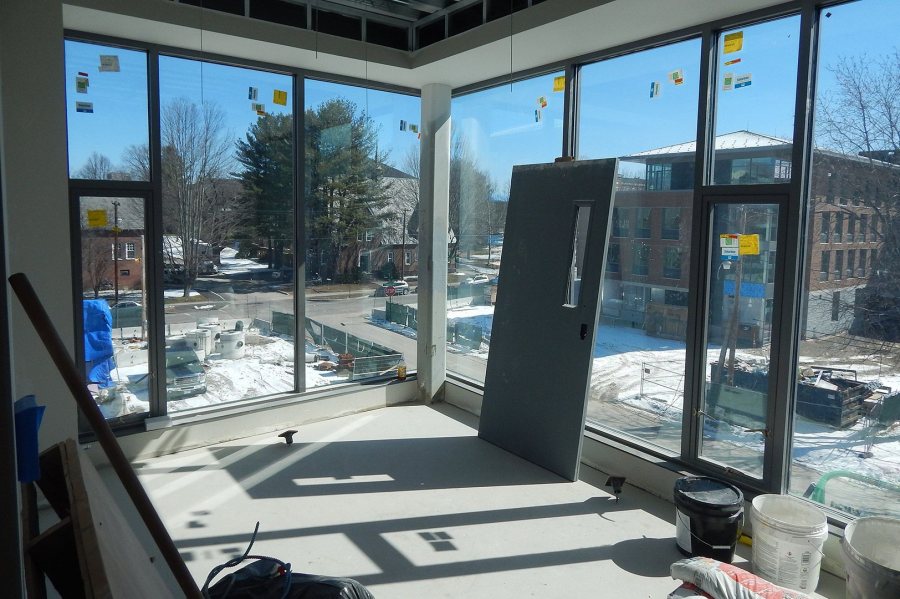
[65,0,898,186]
[65,43,420,177]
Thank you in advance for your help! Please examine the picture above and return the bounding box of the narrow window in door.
[565,205,591,307]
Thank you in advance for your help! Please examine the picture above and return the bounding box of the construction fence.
[382,302,484,351]
[273,311,398,359]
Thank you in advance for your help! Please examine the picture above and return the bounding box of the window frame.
[65,30,421,432]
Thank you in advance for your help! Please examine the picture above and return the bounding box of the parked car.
[109,300,142,328]
[165,343,207,399]
[163,264,185,284]
[198,259,218,275]
[374,280,410,296]
[466,274,490,285]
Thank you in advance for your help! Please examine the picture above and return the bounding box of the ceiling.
[64,0,790,90]
[319,0,463,22]
[171,0,551,51]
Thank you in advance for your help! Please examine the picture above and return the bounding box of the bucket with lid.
[750,494,828,593]
[841,516,900,599]
[674,476,744,563]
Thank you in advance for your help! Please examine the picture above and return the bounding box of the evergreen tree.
[235,113,294,270]
[304,98,389,282]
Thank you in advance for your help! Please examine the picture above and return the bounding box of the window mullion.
[147,46,168,418]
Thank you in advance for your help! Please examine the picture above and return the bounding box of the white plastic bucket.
[198,323,223,350]
[185,328,212,355]
[219,331,245,359]
[842,517,900,599]
[750,494,828,593]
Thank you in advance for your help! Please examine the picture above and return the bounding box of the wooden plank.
[59,439,112,599]
[36,444,68,517]
[20,482,47,599]
[75,444,176,597]
[23,440,178,597]
[28,516,84,599]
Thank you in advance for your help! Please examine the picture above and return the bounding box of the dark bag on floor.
[205,557,373,599]
[203,524,374,599]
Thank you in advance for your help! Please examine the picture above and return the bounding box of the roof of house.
[625,130,792,160]
[620,130,900,171]
[79,197,145,231]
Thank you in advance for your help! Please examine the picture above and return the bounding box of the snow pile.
[102,334,336,417]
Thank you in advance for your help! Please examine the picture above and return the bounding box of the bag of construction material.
[203,524,373,599]
[671,556,811,599]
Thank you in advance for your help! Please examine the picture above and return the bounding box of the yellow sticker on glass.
[87,209,108,228]
[553,76,565,92]
[723,31,743,54]
[273,90,288,106]
[739,233,760,256]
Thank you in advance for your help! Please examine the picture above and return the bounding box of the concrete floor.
[125,403,844,598]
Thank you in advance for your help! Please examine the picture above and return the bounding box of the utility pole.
[112,200,120,307]
[400,208,407,280]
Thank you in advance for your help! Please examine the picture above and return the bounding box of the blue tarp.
[723,280,766,298]
[83,300,115,387]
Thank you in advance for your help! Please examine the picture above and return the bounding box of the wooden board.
[23,440,175,598]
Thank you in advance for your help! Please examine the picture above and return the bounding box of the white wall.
[1,0,78,446]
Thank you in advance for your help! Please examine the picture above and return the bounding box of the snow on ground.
[447,304,495,332]
[164,289,201,298]
[591,325,900,487]
[99,335,339,418]
[217,249,270,275]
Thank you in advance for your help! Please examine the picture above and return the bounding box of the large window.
[65,41,149,180]
[156,56,296,411]
[713,16,800,185]
[577,38,701,454]
[792,0,900,519]
[77,195,153,418]
[448,72,565,383]
[304,79,420,387]
[701,202,780,479]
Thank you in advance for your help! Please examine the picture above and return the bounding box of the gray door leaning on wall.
[479,159,617,481]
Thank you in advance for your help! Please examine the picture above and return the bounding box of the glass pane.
[713,16,799,185]
[565,205,591,307]
[448,72,565,383]
[577,38,700,453]
[304,79,420,388]
[159,56,295,410]
[78,196,151,418]
[701,203,779,478]
[791,0,900,519]
[65,41,149,181]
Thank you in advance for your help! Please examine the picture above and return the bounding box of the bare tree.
[161,98,244,295]
[397,141,502,269]
[814,50,900,347]
[451,137,497,263]
[76,152,114,180]
[122,144,150,181]
[82,236,113,298]
[818,52,900,161]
